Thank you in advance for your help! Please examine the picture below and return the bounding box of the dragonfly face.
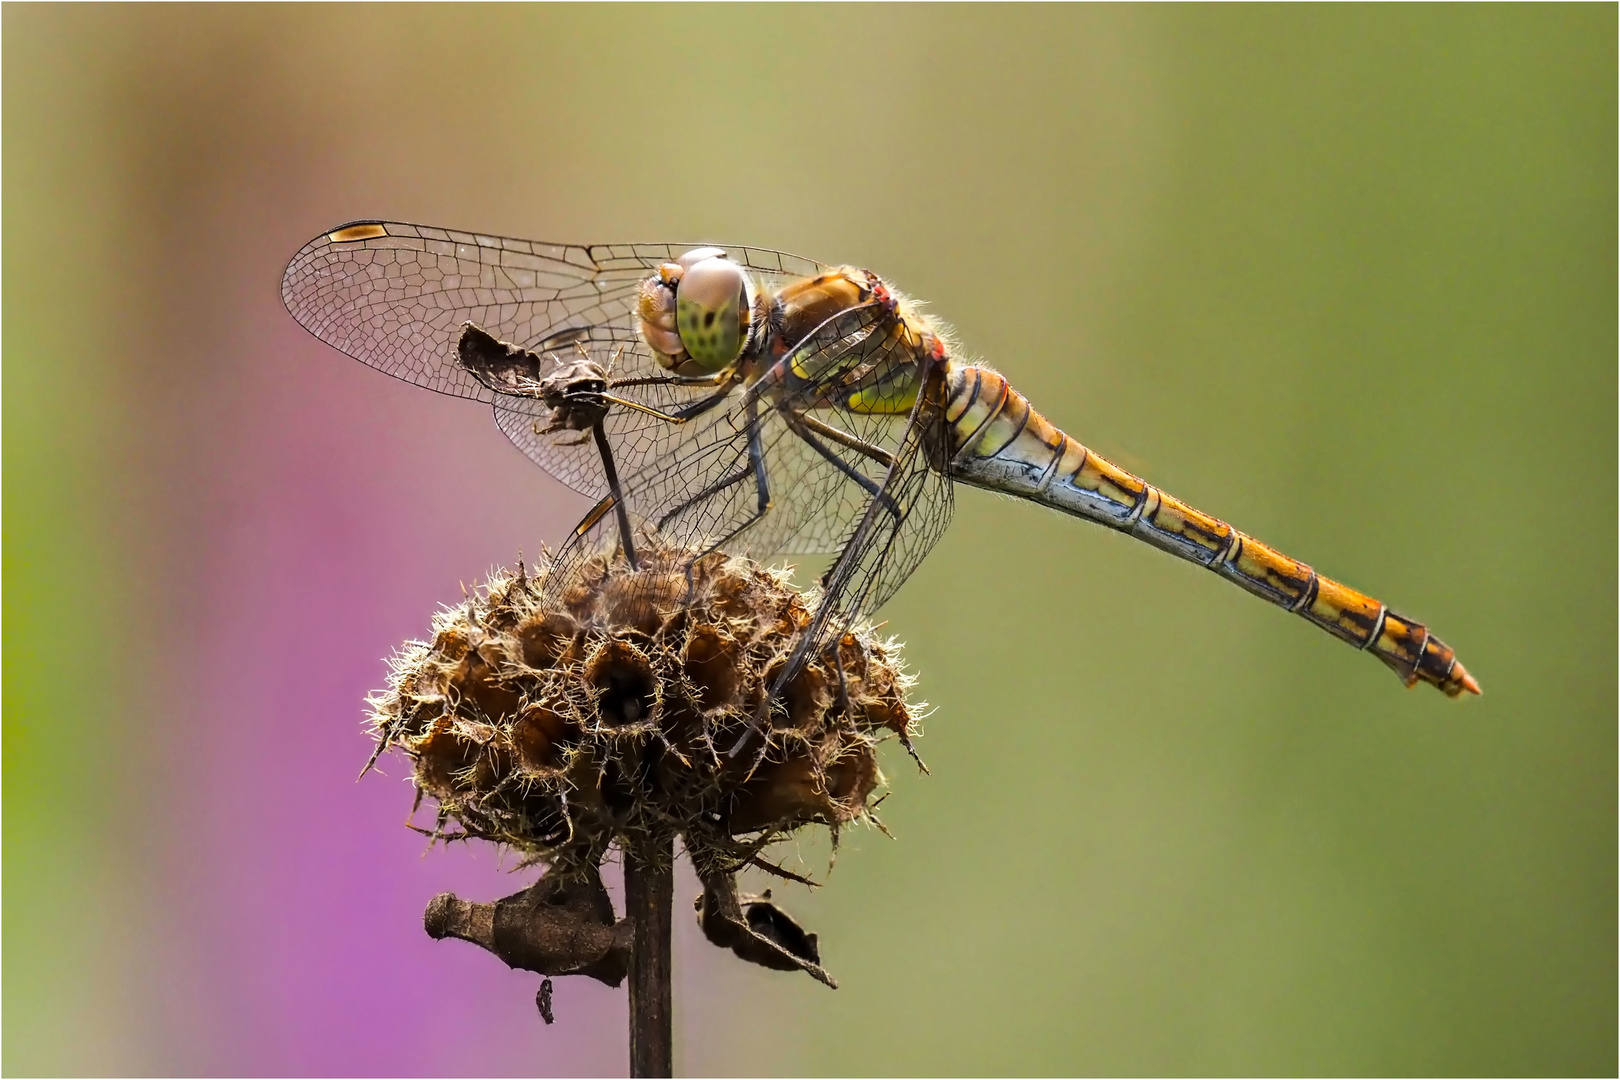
[282,220,1479,712]
[637,247,756,375]
[671,252,752,372]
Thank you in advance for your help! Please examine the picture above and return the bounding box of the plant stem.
[625,840,673,1078]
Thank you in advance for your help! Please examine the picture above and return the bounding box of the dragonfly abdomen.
[942,365,1480,697]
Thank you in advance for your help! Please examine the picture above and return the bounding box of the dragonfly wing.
[281,220,828,401]
[283,221,831,497]
[589,303,902,557]
[283,221,638,400]
[565,302,953,605]
[488,329,743,500]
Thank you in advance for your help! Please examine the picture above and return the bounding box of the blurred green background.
[6,5,1613,1075]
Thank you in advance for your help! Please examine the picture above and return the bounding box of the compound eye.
[675,246,727,271]
[675,256,748,371]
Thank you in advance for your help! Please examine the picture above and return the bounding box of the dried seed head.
[368,541,921,877]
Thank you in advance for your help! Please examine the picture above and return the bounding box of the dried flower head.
[368,541,920,881]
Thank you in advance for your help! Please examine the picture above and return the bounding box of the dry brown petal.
[517,611,580,669]
[510,703,575,774]
[583,639,659,728]
[683,624,743,711]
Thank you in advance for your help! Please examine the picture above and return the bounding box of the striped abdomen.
[941,365,1480,697]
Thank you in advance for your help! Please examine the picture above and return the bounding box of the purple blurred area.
[103,158,627,1075]
[9,7,791,1072]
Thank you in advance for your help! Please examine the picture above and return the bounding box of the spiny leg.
[601,371,739,425]
[607,369,732,392]
[792,411,896,469]
[669,398,773,603]
[783,412,904,528]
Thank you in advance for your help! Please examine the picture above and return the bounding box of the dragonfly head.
[639,248,754,374]
[674,252,752,372]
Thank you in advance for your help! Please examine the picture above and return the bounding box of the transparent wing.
[488,328,744,501]
[546,304,954,641]
[743,325,955,696]
[762,312,956,641]
[281,219,828,495]
[599,303,906,560]
[809,390,955,622]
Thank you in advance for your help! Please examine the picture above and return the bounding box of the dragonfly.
[282,219,1481,734]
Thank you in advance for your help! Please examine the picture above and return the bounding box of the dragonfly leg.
[607,370,731,392]
[782,413,904,538]
[789,411,896,468]
[600,370,739,425]
[655,398,770,537]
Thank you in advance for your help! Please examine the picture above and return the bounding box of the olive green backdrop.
[6,5,1614,1075]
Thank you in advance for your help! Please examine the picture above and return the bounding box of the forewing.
[280,219,827,401]
[283,220,830,497]
[284,221,638,400]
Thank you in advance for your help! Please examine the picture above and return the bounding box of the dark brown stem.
[625,840,673,1078]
